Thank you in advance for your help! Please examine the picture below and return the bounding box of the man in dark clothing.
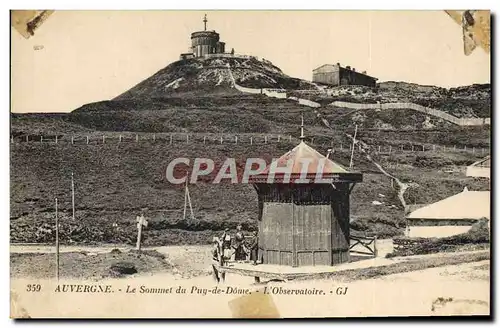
[221,228,232,264]
[233,224,246,261]
[211,237,221,282]
[212,237,221,261]
[249,230,259,265]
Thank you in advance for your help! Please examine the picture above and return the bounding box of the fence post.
[289,135,292,142]
[235,136,238,144]
[389,145,392,153]
[55,136,58,144]
[464,145,467,151]
[422,145,425,152]
[411,145,414,152]
[136,134,139,143]
[340,143,343,150]
[40,136,43,144]
[71,136,74,145]
[378,145,381,153]
[453,145,456,151]
[220,136,223,144]
[433,144,435,151]
[186,134,189,144]
[203,136,206,144]
[119,135,122,143]
[10,135,13,144]
[250,137,253,145]
[264,136,267,144]
[170,135,173,145]
[311,138,314,145]
[86,136,89,144]
[153,134,156,142]
[472,146,475,153]
[102,135,105,144]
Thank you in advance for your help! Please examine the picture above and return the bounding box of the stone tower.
[190,14,226,57]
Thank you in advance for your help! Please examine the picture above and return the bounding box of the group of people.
[212,224,259,266]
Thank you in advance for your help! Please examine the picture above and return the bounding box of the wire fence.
[11,133,491,155]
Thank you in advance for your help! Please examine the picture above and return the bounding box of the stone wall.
[331,101,491,126]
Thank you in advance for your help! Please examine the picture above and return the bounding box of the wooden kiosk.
[214,122,362,282]
[213,121,363,282]
[251,136,362,267]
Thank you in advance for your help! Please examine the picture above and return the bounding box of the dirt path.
[9,239,395,257]
[309,104,417,217]
[9,240,394,277]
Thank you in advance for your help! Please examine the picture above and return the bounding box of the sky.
[11,10,491,113]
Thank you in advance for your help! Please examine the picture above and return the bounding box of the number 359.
[26,284,41,292]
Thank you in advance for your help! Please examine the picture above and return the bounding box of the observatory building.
[250,120,363,267]
[179,14,227,60]
[312,63,377,87]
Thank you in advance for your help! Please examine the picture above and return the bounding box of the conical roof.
[262,141,348,174]
[252,141,362,184]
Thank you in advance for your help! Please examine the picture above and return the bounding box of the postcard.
[10,10,491,318]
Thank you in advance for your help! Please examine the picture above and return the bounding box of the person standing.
[211,237,221,261]
[211,237,222,282]
[233,224,246,261]
[221,228,232,264]
[249,230,259,265]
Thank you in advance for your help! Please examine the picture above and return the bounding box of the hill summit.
[115,56,316,100]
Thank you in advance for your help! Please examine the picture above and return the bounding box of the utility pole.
[187,185,194,221]
[349,124,358,170]
[136,214,148,251]
[183,179,188,221]
[55,198,59,281]
[183,178,195,221]
[71,172,75,220]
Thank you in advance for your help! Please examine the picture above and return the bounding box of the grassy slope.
[10,57,491,246]
[10,134,490,245]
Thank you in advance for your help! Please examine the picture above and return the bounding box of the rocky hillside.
[297,82,491,118]
[115,56,316,100]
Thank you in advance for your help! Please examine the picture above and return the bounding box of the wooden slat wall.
[257,183,352,266]
[261,202,293,265]
[294,204,332,266]
[331,184,350,264]
[331,204,349,250]
[294,205,331,250]
[280,251,293,266]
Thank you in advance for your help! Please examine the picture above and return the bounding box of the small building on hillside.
[405,188,490,238]
[466,155,490,178]
[312,63,377,87]
[250,120,362,267]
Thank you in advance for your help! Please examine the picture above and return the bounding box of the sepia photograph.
[9,9,491,319]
